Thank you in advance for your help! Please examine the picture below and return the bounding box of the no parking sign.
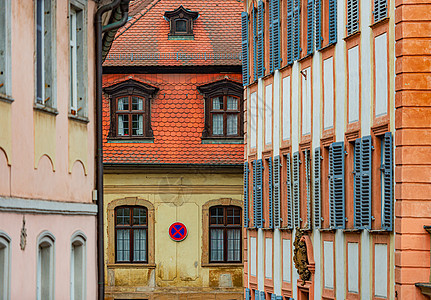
[169,222,188,242]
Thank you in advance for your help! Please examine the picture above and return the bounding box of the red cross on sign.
[169,222,188,242]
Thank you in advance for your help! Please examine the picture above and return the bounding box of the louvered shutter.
[347,0,359,36]
[254,290,259,300]
[271,294,276,300]
[293,0,301,60]
[373,0,387,22]
[268,157,274,228]
[245,288,251,300]
[361,136,372,229]
[314,147,322,228]
[260,291,266,300]
[273,156,281,228]
[241,12,249,86]
[381,132,393,231]
[315,0,322,50]
[306,0,314,55]
[276,296,283,300]
[269,0,273,73]
[304,150,311,229]
[286,0,294,65]
[293,151,300,228]
[286,154,293,228]
[328,0,337,44]
[256,159,264,228]
[253,160,257,227]
[257,1,265,78]
[272,0,281,70]
[253,8,258,81]
[353,138,362,228]
[329,142,345,229]
[244,162,250,227]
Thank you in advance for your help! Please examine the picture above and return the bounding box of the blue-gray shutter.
[328,0,337,44]
[273,155,281,228]
[241,12,250,86]
[244,162,250,228]
[254,290,259,300]
[373,0,387,22]
[293,151,300,228]
[286,0,294,65]
[272,0,281,70]
[329,142,345,229]
[276,296,283,300]
[257,1,265,78]
[315,0,322,50]
[304,150,311,229]
[271,294,276,300]
[252,160,257,227]
[353,138,362,228]
[256,159,264,228]
[347,0,359,36]
[286,154,293,228]
[245,288,251,299]
[360,136,372,229]
[268,157,274,228]
[253,7,258,81]
[293,0,301,60]
[381,132,393,231]
[260,291,265,300]
[314,147,322,228]
[306,0,314,55]
[269,0,273,73]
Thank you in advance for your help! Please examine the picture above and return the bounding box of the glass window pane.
[133,229,147,262]
[227,96,238,110]
[118,97,129,111]
[212,97,224,110]
[118,115,129,136]
[132,97,143,111]
[133,207,147,225]
[210,207,224,225]
[176,19,187,32]
[116,207,130,225]
[132,114,143,136]
[227,114,238,136]
[210,229,224,262]
[227,229,241,261]
[116,229,130,262]
[212,114,223,135]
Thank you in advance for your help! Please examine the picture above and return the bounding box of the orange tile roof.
[103,73,244,165]
[104,0,244,67]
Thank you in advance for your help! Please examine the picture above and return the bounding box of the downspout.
[95,1,129,299]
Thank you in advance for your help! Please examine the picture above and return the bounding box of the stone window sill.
[0,93,14,104]
[34,103,59,116]
[201,137,244,144]
[68,114,89,124]
[107,263,156,269]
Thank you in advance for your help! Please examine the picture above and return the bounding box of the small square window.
[164,6,198,36]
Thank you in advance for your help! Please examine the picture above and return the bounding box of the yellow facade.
[104,167,244,299]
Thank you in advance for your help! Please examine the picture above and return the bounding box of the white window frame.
[36,231,55,300]
[0,0,12,99]
[70,231,86,300]
[0,231,11,300]
[35,0,57,110]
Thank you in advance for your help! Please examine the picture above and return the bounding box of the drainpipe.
[95,1,129,299]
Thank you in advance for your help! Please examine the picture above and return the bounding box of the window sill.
[319,228,336,232]
[370,17,389,30]
[68,114,89,124]
[168,34,194,40]
[107,137,154,143]
[344,30,361,42]
[33,104,59,116]
[201,263,243,268]
[0,93,14,104]
[201,137,244,144]
[318,42,336,53]
[107,263,156,269]
[342,228,362,233]
[369,229,391,234]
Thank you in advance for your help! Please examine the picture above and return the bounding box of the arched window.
[209,206,242,263]
[0,232,11,300]
[37,231,55,300]
[70,232,86,300]
[115,206,148,263]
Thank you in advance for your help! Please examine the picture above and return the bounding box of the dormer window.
[164,6,198,38]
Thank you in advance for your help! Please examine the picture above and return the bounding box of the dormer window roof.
[164,6,198,38]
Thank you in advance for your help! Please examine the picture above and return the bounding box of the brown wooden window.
[115,206,148,263]
[209,206,242,263]
[104,79,159,139]
[164,6,198,36]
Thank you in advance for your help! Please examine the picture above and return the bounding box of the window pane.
[133,229,147,262]
[227,207,241,225]
[227,96,238,110]
[133,207,147,225]
[116,207,130,225]
[132,97,143,111]
[227,114,238,136]
[227,229,241,261]
[132,114,143,136]
[212,114,223,135]
[210,229,224,262]
[212,97,224,110]
[116,229,130,262]
[176,19,187,32]
[117,97,129,111]
[118,115,129,136]
[210,207,224,225]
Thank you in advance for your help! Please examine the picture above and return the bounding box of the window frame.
[197,79,244,141]
[209,205,242,264]
[36,231,55,300]
[70,231,86,300]
[0,0,12,99]
[114,205,149,263]
[0,231,11,300]
[209,95,242,137]
[164,6,198,37]
[104,79,159,140]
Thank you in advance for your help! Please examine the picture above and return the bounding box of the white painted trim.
[70,231,87,300]
[0,197,97,215]
[0,231,11,300]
